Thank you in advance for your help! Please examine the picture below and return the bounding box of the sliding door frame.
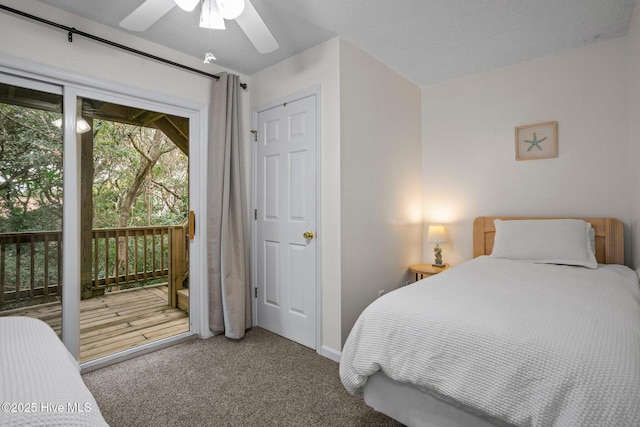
[0,56,209,367]
[61,86,82,357]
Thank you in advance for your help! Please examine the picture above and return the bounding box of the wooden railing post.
[168,225,186,308]
[81,119,95,300]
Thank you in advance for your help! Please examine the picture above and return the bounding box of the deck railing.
[0,230,62,304]
[0,224,187,307]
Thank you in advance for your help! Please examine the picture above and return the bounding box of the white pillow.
[491,219,598,268]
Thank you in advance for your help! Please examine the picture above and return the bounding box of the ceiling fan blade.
[235,0,279,54]
[120,0,177,32]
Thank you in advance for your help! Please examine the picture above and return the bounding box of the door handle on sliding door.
[189,211,195,240]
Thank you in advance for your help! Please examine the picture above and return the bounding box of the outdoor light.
[52,117,92,134]
[76,118,92,134]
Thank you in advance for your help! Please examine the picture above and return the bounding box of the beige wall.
[249,38,343,354]
[629,4,640,273]
[422,37,631,266]
[339,39,423,346]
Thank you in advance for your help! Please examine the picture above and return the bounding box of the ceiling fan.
[119,0,278,55]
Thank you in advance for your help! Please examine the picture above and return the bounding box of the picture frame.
[515,121,558,161]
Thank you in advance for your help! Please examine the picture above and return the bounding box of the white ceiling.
[23,0,639,86]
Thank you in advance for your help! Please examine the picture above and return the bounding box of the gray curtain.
[207,72,251,339]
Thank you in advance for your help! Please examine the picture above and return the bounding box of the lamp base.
[432,263,446,268]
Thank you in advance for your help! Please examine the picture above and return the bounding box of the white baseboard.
[318,345,341,363]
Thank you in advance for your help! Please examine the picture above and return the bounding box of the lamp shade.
[426,224,447,244]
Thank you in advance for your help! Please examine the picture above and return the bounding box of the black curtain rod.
[0,4,247,90]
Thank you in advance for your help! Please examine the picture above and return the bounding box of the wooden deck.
[0,285,189,362]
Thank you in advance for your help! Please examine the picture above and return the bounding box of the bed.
[0,316,109,426]
[340,217,640,427]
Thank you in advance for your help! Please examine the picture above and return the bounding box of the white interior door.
[256,94,317,349]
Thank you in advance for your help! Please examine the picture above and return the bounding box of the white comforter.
[0,317,109,426]
[340,257,640,426]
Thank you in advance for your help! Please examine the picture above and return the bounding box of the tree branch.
[149,179,182,201]
[127,133,154,162]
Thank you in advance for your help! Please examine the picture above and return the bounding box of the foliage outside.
[0,105,63,233]
[0,102,188,303]
[92,120,188,229]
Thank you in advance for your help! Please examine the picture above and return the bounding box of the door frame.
[0,55,208,368]
[251,86,322,352]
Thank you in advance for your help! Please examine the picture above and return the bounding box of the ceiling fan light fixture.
[200,0,225,29]
[174,0,200,12]
[216,0,245,20]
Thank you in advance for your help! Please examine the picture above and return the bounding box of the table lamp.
[426,224,447,267]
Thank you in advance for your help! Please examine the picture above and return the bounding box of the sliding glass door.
[0,76,64,338]
[75,94,191,363]
[0,72,196,364]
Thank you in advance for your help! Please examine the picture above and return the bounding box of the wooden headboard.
[473,217,624,265]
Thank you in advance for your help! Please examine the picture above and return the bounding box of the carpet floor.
[82,327,404,426]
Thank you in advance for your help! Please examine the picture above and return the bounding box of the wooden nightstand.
[409,264,449,281]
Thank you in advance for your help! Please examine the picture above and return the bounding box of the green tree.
[0,104,63,232]
[1,105,188,233]
[92,120,188,229]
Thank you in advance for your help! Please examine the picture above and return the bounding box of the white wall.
[629,4,640,273]
[339,39,423,346]
[422,37,631,266]
[249,38,342,354]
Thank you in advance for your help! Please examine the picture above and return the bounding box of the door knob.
[303,231,315,240]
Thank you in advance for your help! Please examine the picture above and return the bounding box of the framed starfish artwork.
[515,121,558,160]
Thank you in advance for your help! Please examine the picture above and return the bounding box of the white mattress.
[340,256,640,426]
[0,316,109,426]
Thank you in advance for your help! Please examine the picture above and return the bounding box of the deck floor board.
[0,285,189,363]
